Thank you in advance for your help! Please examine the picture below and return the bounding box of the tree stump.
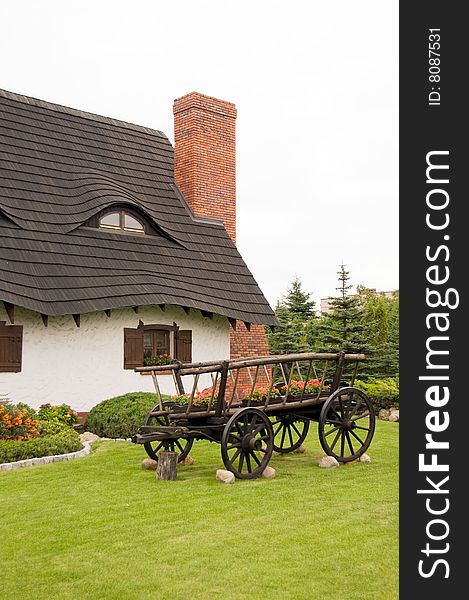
[156,452,178,480]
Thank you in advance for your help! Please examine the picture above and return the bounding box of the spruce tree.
[266,278,317,355]
[316,264,372,356]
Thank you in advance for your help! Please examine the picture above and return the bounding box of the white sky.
[0,0,398,309]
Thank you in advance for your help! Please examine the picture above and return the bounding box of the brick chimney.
[173,91,270,363]
[173,92,237,242]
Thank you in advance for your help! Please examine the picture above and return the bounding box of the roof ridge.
[0,88,168,140]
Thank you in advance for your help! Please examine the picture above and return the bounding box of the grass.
[0,421,398,600]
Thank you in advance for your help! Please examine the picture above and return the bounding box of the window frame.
[143,328,171,359]
[98,209,145,234]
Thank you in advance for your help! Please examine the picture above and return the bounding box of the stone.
[141,458,158,470]
[318,455,340,468]
[360,453,371,463]
[262,466,276,479]
[80,431,100,443]
[216,469,235,484]
[183,455,194,466]
[378,409,390,421]
[388,413,398,422]
[294,444,306,453]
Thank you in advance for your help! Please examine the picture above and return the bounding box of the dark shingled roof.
[0,89,276,325]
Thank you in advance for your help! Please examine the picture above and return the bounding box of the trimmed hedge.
[0,429,82,464]
[354,378,399,411]
[86,392,168,439]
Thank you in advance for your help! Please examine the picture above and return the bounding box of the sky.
[0,0,398,309]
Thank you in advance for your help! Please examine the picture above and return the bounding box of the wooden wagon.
[131,352,375,479]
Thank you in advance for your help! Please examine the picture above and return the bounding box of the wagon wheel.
[318,387,375,463]
[221,408,274,479]
[271,414,309,453]
[143,402,193,463]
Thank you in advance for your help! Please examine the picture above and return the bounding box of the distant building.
[320,289,397,315]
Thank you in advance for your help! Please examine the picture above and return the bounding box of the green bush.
[38,420,72,436]
[354,378,399,411]
[0,429,82,464]
[37,403,79,427]
[86,392,166,439]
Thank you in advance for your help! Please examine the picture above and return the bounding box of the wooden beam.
[104,309,111,318]
[40,313,49,327]
[228,318,237,330]
[158,304,166,312]
[132,306,139,314]
[3,301,14,324]
[243,321,251,332]
[200,310,213,319]
[73,314,81,328]
[182,306,190,315]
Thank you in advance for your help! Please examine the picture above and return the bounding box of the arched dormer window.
[99,209,145,234]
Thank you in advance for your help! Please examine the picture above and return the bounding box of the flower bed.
[0,400,82,464]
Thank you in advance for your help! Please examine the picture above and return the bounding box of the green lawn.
[0,421,398,600]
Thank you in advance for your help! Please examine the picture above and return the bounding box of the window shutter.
[0,324,23,373]
[123,327,144,369]
[175,330,192,363]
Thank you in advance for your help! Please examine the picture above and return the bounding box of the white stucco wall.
[0,305,230,411]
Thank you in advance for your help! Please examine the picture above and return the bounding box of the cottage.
[0,89,276,411]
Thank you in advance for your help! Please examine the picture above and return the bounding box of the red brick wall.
[173,91,270,363]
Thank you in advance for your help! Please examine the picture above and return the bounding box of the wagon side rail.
[134,352,365,417]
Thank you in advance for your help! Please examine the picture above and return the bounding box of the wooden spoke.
[250,451,261,466]
[349,429,365,446]
[330,429,341,451]
[324,425,340,437]
[287,425,294,447]
[291,422,302,437]
[230,448,241,463]
[350,411,371,421]
[324,418,342,426]
[345,431,355,456]
[280,425,287,449]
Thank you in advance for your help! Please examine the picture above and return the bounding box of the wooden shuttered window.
[175,330,192,363]
[123,327,144,369]
[0,323,23,373]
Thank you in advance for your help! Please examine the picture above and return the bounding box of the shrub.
[0,429,82,464]
[86,392,165,439]
[354,378,399,411]
[0,401,40,441]
[38,420,71,436]
[37,403,79,427]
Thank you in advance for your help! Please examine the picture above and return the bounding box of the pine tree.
[316,264,373,355]
[284,278,316,320]
[266,278,317,355]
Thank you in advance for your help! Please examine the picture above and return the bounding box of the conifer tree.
[267,278,317,355]
[316,264,372,355]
